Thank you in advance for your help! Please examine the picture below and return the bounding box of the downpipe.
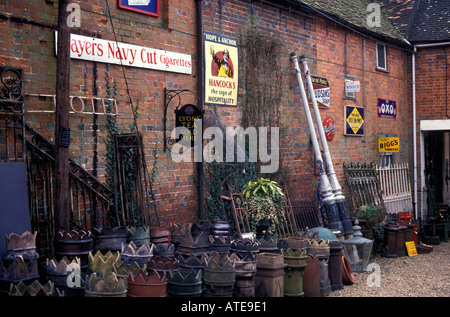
[290,52,344,234]
[300,55,353,236]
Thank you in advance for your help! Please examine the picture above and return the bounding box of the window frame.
[376,43,387,71]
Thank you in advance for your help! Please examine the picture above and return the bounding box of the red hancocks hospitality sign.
[55,32,192,74]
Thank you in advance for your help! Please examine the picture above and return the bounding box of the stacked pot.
[0,231,40,295]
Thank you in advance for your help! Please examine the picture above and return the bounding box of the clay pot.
[303,255,320,297]
[150,227,171,244]
[342,256,355,285]
[255,252,287,297]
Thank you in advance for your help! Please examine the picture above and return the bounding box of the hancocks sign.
[204,32,239,107]
[55,32,192,74]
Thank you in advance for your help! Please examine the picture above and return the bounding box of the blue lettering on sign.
[377,98,396,118]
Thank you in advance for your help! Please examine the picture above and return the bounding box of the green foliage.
[242,178,284,201]
[357,204,386,227]
[205,161,257,222]
[242,178,286,234]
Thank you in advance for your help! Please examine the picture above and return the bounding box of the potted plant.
[242,178,287,236]
[355,204,386,240]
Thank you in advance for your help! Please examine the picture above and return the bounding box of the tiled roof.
[407,0,450,43]
[293,0,406,42]
[378,0,450,43]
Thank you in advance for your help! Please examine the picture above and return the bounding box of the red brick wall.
[203,0,412,211]
[415,46,450,120]
[0,0,413,227]
[0,0,200,226]
[314,17,412,203]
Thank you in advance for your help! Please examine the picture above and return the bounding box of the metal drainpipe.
[412,46,418,220]
[196,0,205,221]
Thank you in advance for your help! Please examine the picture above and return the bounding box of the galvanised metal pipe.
[300,55,353,236]
[290,52,343,234]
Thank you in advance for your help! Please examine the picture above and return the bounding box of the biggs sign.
[378,137,399,152]
[55,32,192,74]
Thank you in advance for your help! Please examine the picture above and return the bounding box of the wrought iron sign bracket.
[163,88,202,152]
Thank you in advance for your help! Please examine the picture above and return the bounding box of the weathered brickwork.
[0,0,413,226]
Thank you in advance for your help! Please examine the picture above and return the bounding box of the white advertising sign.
[55,32,192,74]
[345,80,360,93]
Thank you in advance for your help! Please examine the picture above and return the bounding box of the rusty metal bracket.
[163,88,201,152]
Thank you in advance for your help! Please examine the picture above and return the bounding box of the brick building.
[1,0,438,243]
[381,0,450,223]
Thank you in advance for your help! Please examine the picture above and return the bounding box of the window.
[376,43,387,70]
[379,152,394,168]
[344,78,356,99]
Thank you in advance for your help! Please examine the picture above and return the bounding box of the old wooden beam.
[54,0,71,231]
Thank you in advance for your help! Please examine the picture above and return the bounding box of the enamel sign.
[118,0,159,17]
[204,31,239,106]
[345,106,364,136]
[55,32,192,74]
[309,75,330,108]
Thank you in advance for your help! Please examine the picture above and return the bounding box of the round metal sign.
[323,116,336,141]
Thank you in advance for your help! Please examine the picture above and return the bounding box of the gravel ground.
[328,241,450,297]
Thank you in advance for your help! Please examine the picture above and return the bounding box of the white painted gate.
[376,163,413,214]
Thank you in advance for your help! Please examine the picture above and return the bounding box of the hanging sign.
[323,116,336,141]
[405,241,417,257]
[378,137,399,152]
[377,98,397,118]
[308,75,330,108]
[55,32,192,74]
[118,0,159,17]
[345,106,364,136]
[204,31,239,106]
[175,104,202,147]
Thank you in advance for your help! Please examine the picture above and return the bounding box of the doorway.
[420,120,450,218]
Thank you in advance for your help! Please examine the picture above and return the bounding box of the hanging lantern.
[342,219,374,272]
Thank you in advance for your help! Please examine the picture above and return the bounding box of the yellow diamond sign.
[346,107,364,134]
